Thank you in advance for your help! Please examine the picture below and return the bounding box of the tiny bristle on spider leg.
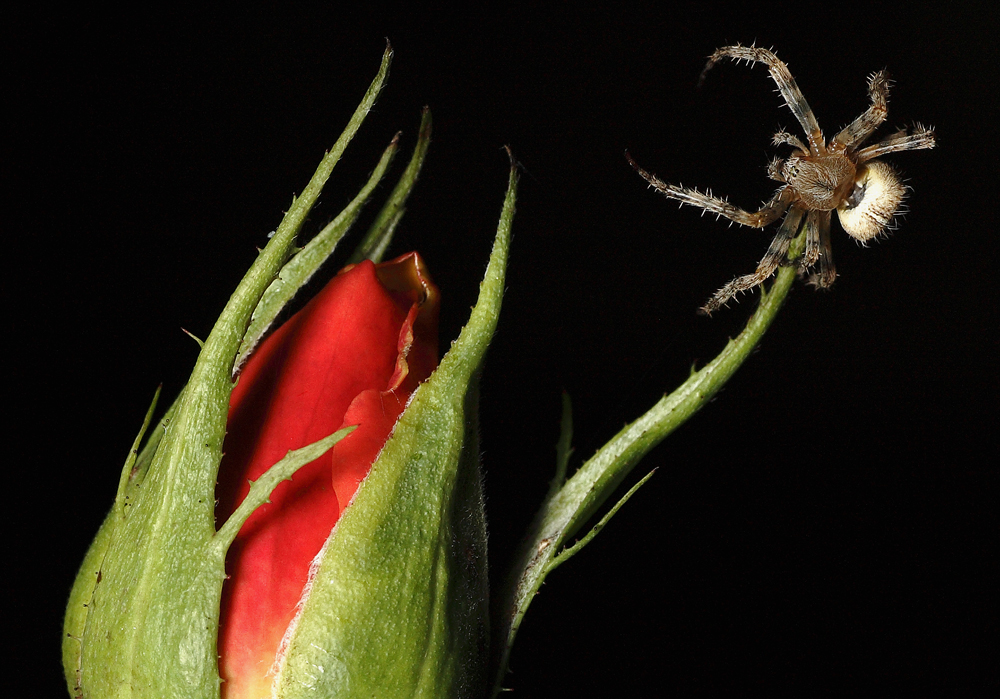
[628,45,935,314]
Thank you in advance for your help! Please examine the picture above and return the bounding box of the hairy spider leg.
[801,210,823,269]
[810,210,837,289]
[703,45,824,154]
[856,125,936,162]
[626,152,794,228]
[772,130,809,154]
[701,205,807,315]
[630,45,934,313]
[833,70,891,149]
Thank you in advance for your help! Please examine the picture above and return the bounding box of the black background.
[8,4,995,696]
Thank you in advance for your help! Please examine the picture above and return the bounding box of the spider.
[627,45,935,315]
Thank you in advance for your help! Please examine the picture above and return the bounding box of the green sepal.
[235,134,399,370]
[348,107,434,265]
[269,159,518,699]
[235,46,397,370]
[211,426,356,554]
[489,223,806,696]
[235,104,433,372]
[63,48,396,699]
[66,191,297,697]
[62,387,161,696]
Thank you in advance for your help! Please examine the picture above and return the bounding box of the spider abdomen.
[836,161,906,242]
[782,155,856,211]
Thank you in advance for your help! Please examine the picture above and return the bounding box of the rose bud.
[215,252,440,698]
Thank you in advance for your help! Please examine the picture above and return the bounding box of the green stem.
[491,240,801,697]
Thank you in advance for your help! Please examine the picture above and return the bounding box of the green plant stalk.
[491,231,805,696]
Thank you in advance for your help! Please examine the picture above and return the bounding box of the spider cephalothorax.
[628,45,935,314]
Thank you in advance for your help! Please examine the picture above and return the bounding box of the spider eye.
[836,161,906,242]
